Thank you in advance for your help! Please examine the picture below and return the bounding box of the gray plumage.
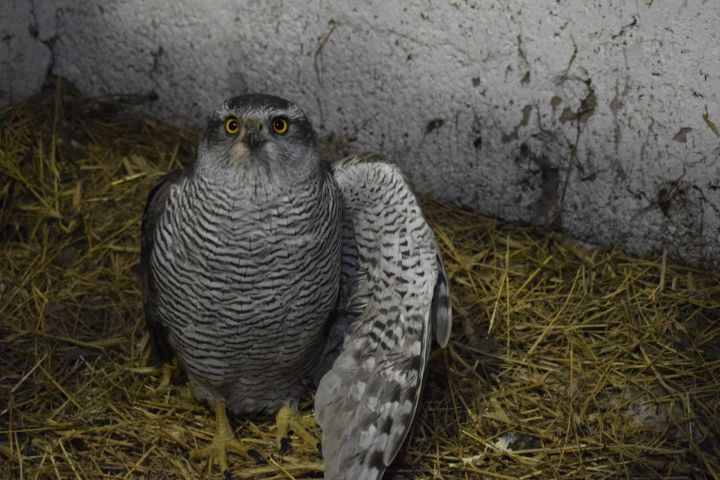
[140,95,451,479]
[315,155,451,480]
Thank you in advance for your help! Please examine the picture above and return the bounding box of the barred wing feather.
[315,155,451,480]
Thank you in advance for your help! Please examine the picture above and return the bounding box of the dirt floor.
[1,82,719,479]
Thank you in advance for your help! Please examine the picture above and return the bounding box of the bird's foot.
[191,400,260,478]
[275,405,321,455]
[191,430,250,477]
[153,362,175,392]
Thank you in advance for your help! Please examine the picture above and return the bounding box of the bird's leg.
[275,405,320,455]
[153,361,175,392]
[191,400,250,475]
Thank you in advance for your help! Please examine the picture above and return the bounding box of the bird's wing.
[315,154,452,480]
[139,168,188,366]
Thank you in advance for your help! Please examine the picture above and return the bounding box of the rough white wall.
[0,0,55,105]
[5,0,720,268]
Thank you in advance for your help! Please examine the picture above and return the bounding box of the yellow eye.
[225,117,239,134]
[272,117,289,135]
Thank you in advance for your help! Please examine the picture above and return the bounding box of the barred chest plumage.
[141,95,452,479]
[149,166,342,414]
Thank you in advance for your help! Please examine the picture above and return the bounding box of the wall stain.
[516,34,531,84]
[561,80,597,124]
[672,127,692,143]
[656,179,701,223]
[653,179,705,256]
[512,135,565,228]
[609,78,628,150]
[611,16,638,39]
[502,104,532,143]
[536,163,560,223]
[424,117,445,135]
[421,117,445,144]
[703,108,720,137]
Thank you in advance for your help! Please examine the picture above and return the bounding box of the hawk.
[140,94,451,479]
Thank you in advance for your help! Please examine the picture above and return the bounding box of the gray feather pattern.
[140,167,191,366]
[141,96,451,480]
[431,258,452,348]
[315,155,451,480]
[141,96,342,414]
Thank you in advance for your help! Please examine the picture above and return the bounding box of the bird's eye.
[225,117,239,134]
[272,117,289,135]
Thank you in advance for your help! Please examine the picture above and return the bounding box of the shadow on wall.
[0,0,54,106]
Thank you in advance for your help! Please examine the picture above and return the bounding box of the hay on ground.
[1,81,719,479]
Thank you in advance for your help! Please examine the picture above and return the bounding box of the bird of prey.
[140,94,451,480]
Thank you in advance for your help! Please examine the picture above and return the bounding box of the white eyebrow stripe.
[214,101,308,124]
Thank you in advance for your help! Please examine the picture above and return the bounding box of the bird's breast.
[150,174,342,394]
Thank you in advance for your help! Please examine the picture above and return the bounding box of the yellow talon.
[153,362,174,392]
[192,400,251,474]
[275,405,319,454]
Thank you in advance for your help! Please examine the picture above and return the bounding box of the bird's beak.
[243,118,264,149]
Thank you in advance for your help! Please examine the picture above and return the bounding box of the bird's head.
[197,94,320,183]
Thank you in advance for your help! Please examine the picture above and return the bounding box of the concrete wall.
[4,0,720,268]
[0,0,55,104]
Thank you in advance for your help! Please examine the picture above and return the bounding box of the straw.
[1,80,719,479]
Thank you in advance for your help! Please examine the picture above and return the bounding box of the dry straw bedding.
[1,83,719,479]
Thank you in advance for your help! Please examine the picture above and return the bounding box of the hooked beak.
[242,118,264,149]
